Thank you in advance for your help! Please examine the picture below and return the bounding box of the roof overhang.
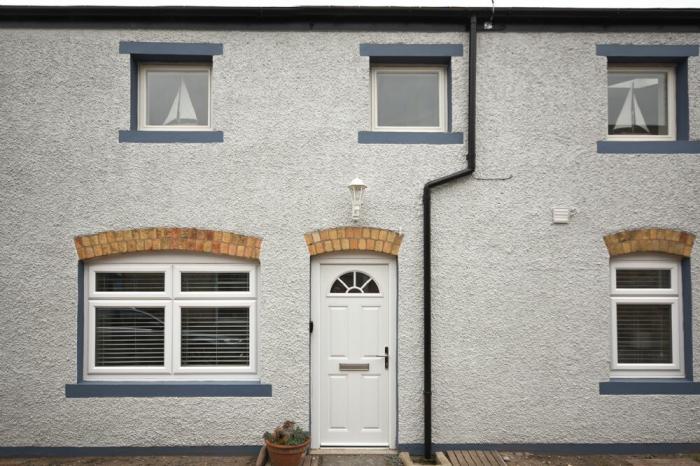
[2,2,700,25]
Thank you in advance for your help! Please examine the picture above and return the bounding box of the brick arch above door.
[304,227,403,256]
[74,227,262,260]
[604,228,695,257]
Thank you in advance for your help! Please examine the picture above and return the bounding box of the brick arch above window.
[304,227,403,256]
[604,228,695,258]
[74,227,262,261]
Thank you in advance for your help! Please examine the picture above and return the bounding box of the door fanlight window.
[330,271,380,294]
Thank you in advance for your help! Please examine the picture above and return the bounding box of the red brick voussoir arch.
[304,227,403,256]
[74,227,262,260]
[604,228,695,258]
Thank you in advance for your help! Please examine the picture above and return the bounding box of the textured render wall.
[431,31,700,444]
[0,23,468,447]
[0,23,699,451]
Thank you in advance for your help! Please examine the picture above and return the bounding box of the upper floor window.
[138,64,211,131]
[607,65,676,141]
[85,253,257,381]
[610,254,683,378]
[371,65,447,132]
[118,41,223,143]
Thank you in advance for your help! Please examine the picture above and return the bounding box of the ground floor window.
[610,254,683,378]
[84,253,257,381]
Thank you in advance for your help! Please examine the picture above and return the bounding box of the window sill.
[65,381,271,397]
[597,140,700,153]
[119,130,224,143]
[599,379,700,395]
[358,131,463,144]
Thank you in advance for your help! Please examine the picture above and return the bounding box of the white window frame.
[610,259,679,296]
[606,64,676,142]
[174,263,256,299]
[173,300,256,375]
[87,300,173,376]
[609,254,683,378]
[89,263,171,299]
[84,253,258,382]
[371,65,448,133]
[138,63,212,132]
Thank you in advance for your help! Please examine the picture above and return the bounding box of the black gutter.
[423,13,477,460]
[3,6,700,25]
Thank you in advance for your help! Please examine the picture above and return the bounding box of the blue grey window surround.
[597,44,700,154]
[358,43,464,145]
[65,261,271,398]
[118,41,224,143]
[0,445,260,458]
[600,258,698,395]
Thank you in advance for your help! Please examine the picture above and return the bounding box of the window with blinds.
[181,307,249,366]
[86,256,257,381]
[96,272,165,292]
[616,269,671,289]
[181,272,249,292]
[610,255,682,378]
[95,307,165,367]
[616,304,672,364]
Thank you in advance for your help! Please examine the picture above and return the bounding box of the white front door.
[311,254,396,448]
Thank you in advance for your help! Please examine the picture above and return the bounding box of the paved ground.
[319,455,400,466]
[495,452,700,466]
[0,455,397,466]
[0,453,697,466]
[0,457,255,466]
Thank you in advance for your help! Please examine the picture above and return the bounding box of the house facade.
[0,3,699,457]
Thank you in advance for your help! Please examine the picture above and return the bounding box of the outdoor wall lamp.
[348,178,367,222]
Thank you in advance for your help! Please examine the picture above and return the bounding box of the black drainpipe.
[423,14,478,460]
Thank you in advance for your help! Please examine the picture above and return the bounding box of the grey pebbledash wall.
[0,23,698,451]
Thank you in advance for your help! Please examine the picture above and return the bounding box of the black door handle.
[369,346,389,369]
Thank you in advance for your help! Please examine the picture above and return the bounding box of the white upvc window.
[371,65,448,132]
[607,65,676,141]
[138,64,212,131]
[609,254,683,378]
[84,253,257,381]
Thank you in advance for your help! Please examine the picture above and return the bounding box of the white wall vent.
[552,208,572,224]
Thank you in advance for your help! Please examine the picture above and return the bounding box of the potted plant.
[263,421,310,466]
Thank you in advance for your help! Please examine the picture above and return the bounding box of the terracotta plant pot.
[265,438,310,466]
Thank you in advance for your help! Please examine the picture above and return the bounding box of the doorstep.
[310,448,398,455]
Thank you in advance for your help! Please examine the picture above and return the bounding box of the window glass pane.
[608,70,668,136]
[181,307,250,366]
[330,271,380,294]
[181,272,249,292]
[330,279,348,294]
[146,69,209,126]
[616,269,671,289]
[376,71,440,127]
[617,303,672,364]
[363,279,380,294]
[95,307,165,366]
[95,272,165,292]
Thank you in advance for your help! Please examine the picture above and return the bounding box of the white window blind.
[180,307,250,366]
[616,303,672,364]
[95,306,165,367]
[181,272,249,292]
[616,269,671,289]
[95,272,165,292]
